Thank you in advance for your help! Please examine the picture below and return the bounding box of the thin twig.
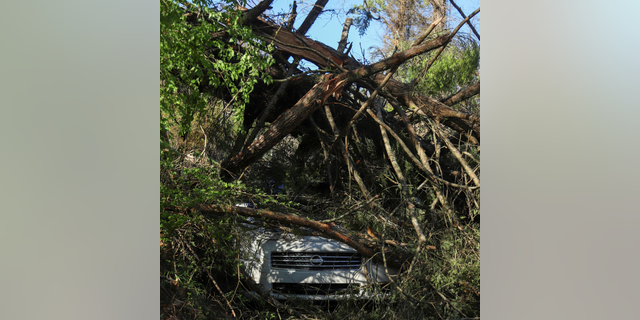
[323,103,376,207]
[462,151,478,163]
[206,268,236,317]
[389,92,452,211]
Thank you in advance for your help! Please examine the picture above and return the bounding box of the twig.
[285,0,297,30]
[263,69,329,83]
[206,271,236,318]
[389,91,452,211]
[308,116,335,197]
[380,227,420,305]
[462,151,478,163]
[435,289,468,318]
[323,103,376,208]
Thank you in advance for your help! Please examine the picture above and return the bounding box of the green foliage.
[418,42,480,96]
[391,40,480,101]
[160,0,274,143]
[427,226,480,318]
[160,157,244,319]
[348,0,385,36]
[160,153,304,319]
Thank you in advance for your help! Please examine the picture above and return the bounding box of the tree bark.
[239,0,274,25]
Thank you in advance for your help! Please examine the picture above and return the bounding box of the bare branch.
[376,104,427,243]
[449,0,480,40]
[441,82,480,106]
[337,18,353,53]
[285,0,297,30]
[389,97,452,211]
[327,18,445,154]
[323,104,377,208]
[296,0,329,35]
[364,107,477,190]
[320,195,380,223]
[240,0,274,25]
[433,122,480,187]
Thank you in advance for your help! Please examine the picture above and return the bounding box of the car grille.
[272,283,360,295]
[271,251,362,270]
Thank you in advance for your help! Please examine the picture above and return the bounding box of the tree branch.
[328,18,444,154]
[337,18,353,53]
[376,104,427,244]
[441,82,480,106]
[285,0,297,30]
[296,0,329,35]
[432,122,480,187]
[196,204,407,269]
[240,0,274,25]
[449,0,480,40]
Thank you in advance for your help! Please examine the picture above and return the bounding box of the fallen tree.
[161,0,480,318]
[241,3,480,147]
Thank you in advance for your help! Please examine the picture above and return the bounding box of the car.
[236,204,397,300]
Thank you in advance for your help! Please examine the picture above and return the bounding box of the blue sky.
[251,0,480,63]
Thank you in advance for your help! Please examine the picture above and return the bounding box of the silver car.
[239,224,397,300]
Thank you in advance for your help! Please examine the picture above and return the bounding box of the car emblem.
[310,255,323,266]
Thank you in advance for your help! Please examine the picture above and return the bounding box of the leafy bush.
[160,0,273,141]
